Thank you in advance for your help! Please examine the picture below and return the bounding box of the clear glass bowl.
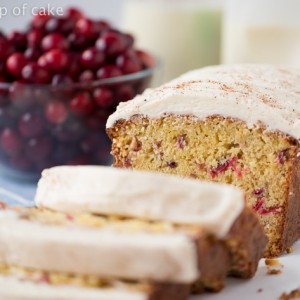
[0,62,157,180]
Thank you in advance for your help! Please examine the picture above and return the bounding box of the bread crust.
[281,154,300,255]
[226,207,267,276]
[149,284,191,300]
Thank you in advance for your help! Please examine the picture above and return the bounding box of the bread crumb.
[265,258,283,275]
[267,269,282,275]
[279,288,300,300]
[286,247,294,254]
[265,258,281,266]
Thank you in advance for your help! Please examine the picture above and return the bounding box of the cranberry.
[24,48,41,61]
[51,74,73,86]
[209,157,242,179]
[252,198,282,215]
[37,55,47,68]
[70,93,94,116]
[93,88,113,107]
[277,150,287,164]
[27,29,43,48]
[80,47,105,70]
[51,119,85,142]
[10,155,32,171]
[18,112,45,138]
[96,65,122,79]
[9,82,34,108]
[33,87,51,103]
[45,100,68,124]
[116,50,143,74]
[26,137,52,161]
[124,158,132,168]
[42,49,69,72]
[259,206,282,215]
[8,31,27,50]
[65,7,83,20]
[67,32,89,51]
[0,128,21,156]
[58,18,76,35]
[6,53,28,78]
[78,70,95,83]
[22,62,51,84]
[0,39,14,61]
[177,134,187,149]
[114,84,134,101]
[31,14,51,30]
[41,33,69,52]
[253,188,265,197]
[96,31,127,57]
[75,18,97,38]
[45,17,74,34]
[167,161,178,169]
[94,20,111,32]
[68,58,81,80]
[45,17,60,33]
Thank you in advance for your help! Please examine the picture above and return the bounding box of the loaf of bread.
[107,64,300,257]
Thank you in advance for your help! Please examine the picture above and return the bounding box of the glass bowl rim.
[0,55,160,90]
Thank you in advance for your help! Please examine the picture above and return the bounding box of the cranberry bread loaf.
[106,64,300,257]
[35,166,267,280]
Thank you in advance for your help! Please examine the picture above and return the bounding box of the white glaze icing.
[106,64,300,139]
[0,276,147,300]
[0,210,198,283]
[35,166,244,238]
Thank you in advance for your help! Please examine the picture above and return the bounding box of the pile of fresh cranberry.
[0,7,154,176]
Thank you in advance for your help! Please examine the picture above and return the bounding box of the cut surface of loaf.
[106,64,300,257]
[35,166,267,280]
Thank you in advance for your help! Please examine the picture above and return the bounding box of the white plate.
[1,188,299,300]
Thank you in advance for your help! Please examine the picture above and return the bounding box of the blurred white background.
[0,0,123,32]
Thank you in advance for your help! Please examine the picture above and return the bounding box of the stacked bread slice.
[0,166,267,299]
